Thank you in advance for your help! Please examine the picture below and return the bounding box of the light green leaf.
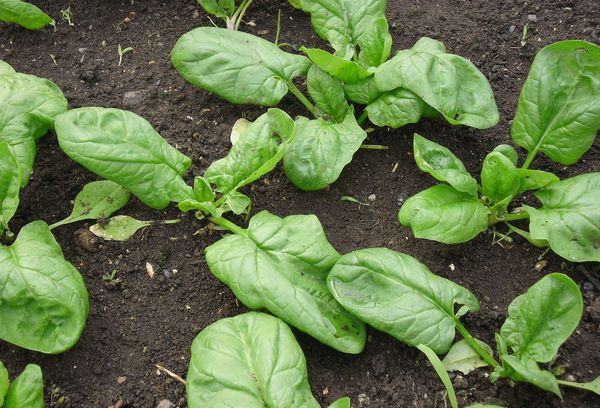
[418,344,458,408]
[516,169,559,193]
[327,248,479,354]
[344,77,382,105]
[230,117,252,146]
[197,0,235,19]
[187,312,319,408]
[307,65,349,122]
[0,0,52,29]
[399,184,489,244]
[492,144,518,165]
[89,215,151,241]
[512,40,600,165]
[558,376,600,396]
[55,107,193,209]
[0,60,15,74]
[193,176,215,202]
[357,17,392,67]
[524,173,600,262]
[0,142,20,231]
[205,211,366,353]
[366,88,426,128]
[442,339,493,375]
[500,273,582,363]
[171,27,311,106]
[498,355,561,397]
[328,397,351,408]
[301,48,372,83]
[413,134,478,196]
[0,221,89,353]
[223,190,251,215]
[481,152,520,204]
[3,364,43,408]
[0,361,8,406]
[375,37,499,129]
[283,110,366,191]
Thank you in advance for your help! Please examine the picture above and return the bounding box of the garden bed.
[1,0,599,406]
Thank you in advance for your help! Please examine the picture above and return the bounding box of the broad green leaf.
[413,134,478,196]
[0,361,8,406]
[500,273,582,363]
[418,344,458,408]
[366,88,426,128]
[205,109,294,193]
[442,339,493,375]
[223,190,251,215]
[344,77,382,105]
[193,176,215,202]
[375,37,499,129]
[327,248,479,354]
[89,215,151,241]
[516,169,559,193]
[558,376,600,396]
[498,355,560,397]
[197,0,234,19]
[481,152,520,204]
[512,40,600,165]
[0,60,15,74]
[0,221,88,353]
[399,185,489,244]
[301,48,372,83]
[524,173,600,262]
[0,142,20,230]
[328,397,351,408]
[205,211,366,353]
[357,17,392,67]
[3,364,43,408]
[55,107,193,209]
[171,27,311,106]
[0,73,68,186]
[492,144,518,165]
[187,312,319,408]
[307,65,349,122]
[230,117,252,146]
[283,111,366,191]
[0,0,52,29]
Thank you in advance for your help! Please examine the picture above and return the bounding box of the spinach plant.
[327,248,600,397]
[399,40,600,262]
[171,0,498,193]
[0,0,52,29]
[0,362,44,408]
[197,0,253,30]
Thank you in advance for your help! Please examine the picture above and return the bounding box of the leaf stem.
[160,218,182,225]
[454,319,499,368]
[522,149,537,169]
[233,0,253,30]
[286,80,316,116]
[556,379,595,391]
[209,216,249,237]
[275,9,282,46]
[489,211,530,225]
[360,144,388,150]
[357,110,368,126]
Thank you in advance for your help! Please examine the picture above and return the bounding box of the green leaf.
[0,0,52,29]
[283,111,366,191]
[357,17,392,67]
[558,376,600,396]
[375,37,499,129]
[399,185,489,244]
[197,0,235,19]
[301,48,372,83]
[0,361,8,406]
[498,355,561,397]
[500,273,582,363]
[55,107,193,209]
[442,339,493,375]
[187,312,319,408]
[230,117,252,146]
[0,221,88,353]
[365,88,426,128]
[328,397,351,408]
[418,344,458,408]
[481,152,520,204]
[193,176,215,202]
[89,215,151,241]
[524,173,600,262]
[0,142,20,231]
[492,144,518,165]
[516,169,559,193]
[0,73,68,186]
[205,211,366,353]
[205,109,294,194]
[171,27,311,106]
[344,77,382,105]
[3,364,43,408]
[0,60,16,74]
[223,190,251,215]
[413,134,478,196]
[512,40,600,165]
[307,65,349,122]
[327,247,479,354]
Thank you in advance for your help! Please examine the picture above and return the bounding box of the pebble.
[454,374,468,389]
[73,228,100,252]
[583,282,594,291]
[117,376,127,385]
[527,14,537,22]
[509,25,516,33]
[123,90,144,107]
[357,393,371,406]
[156,400,174,408]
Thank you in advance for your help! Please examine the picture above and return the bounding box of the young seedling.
[60,5,74,27]
[117,44,134,66]
[0,0,52,29]
[102,269,121,285]
[196,0,254,30]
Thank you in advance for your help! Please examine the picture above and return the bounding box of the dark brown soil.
[1,0,599,407]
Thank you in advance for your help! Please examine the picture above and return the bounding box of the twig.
[155,364,186,385]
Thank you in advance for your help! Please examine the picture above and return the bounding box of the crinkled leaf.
[492,144,518,165]
[187,312,319,408]
[399,184,489,244]
[223,190,251,215]
[516,169,559,193]
[0,0,52,29]
[307,65,348,122]
[328,397,351,408]
[413,134,478,196]
[205,109,294,193]
[344,77,382,105]
[500,273,582,363]
[418,344,458,408]
[301,48,372,83]
[205,211,366,353]
[58,180,130,225]
[0,73,68,186]
[172,27,311,106]
[481,152,520,204]
[366,88,426,128]
[55,107,193,209]
[0,142,20,230]
[375,37,499,129]
[327,247,479,354]
[0,361,8,406]
[0,60,15,74]
[284,110,366,191]
[0,221,89,353]
[498,355,561,397]
[197,0,234,19]
[442,339,493,375]
[512,40,600,165]
[524,173,600,262]
[3,364,43,408]
[89,215,151,241]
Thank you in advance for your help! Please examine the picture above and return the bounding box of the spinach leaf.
[497,355,560,397]
[0,361,8,406]
[307,64,349,122]
[55,107,193,209]
[0,73,68,185]
[187,312,319,408]
[442,339,493,375]
[0,142,20,232]
[375,37,499,129]
[365,88,426,128]
[418,344,459,408]
[197,0,235,19]
[344,77,382,105]
[413,134,478,196]
[481,152,520,204]
[516,169,559,193]
[356,17,392,67]
[3,364,43,408]
[327,248,479,354]
[89,215,151,241]
[205,211,366,353]
[283,110,366,191]
[0,0,52,29]
[0,221,89,353]
[171,27,311,106]
[193,176,215,202]
[301,47,372,83]
[512,40,600,166]
[399,185,489,244]
[223,190,251,215]
[524,173,600,262]
[0,60,15,74]
[328,397,351,408]
[492,144,518,165]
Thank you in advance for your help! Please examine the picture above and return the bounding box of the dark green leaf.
[0,0,52,29]
[516,169,559,193]
[223,190,251,215]
[301,47,372,83]
[4,364,43,408]
[498,355,561,397]
[307,65,349,122]
[481,152,520,204]
[197,0,235,19]
[0,142,20,231]
[344,77,382,105]
[193,176,215,202]
[366,88,426,128]
[492,144,518,165]
[328,397,351,408]
[0,361,8,406]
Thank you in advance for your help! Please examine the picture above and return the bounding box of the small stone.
[527,14,537,22]
[117,376,127,384]
[257,29,270,35]
[157,400,175,408]
[564,374,577,382]
[583,282,594,291]
[123,90,144,107]
[73,228,100,252]
[534,259,548,272]
[357,393,371,406]
[509,25,516,32]
[322,387,329,395]
[367,194,376,202]
[454,374,468,389]
[124,17,131,23]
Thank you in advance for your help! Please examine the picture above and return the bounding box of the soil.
[1,0,599,407]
